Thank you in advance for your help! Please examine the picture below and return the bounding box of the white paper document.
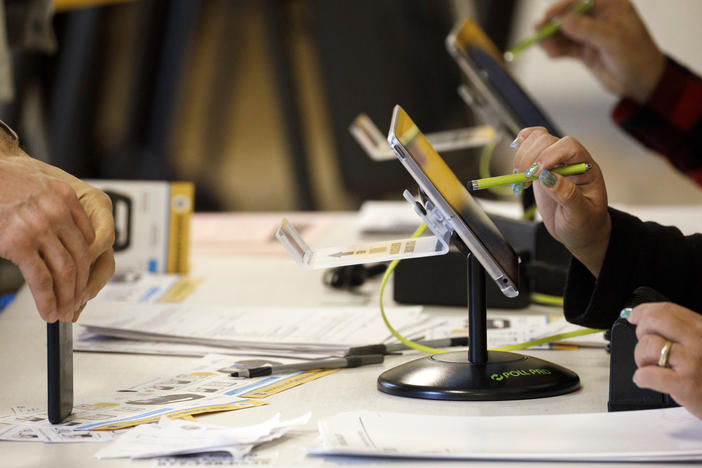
[79,302,425,353]
[422,312,605,349]
[96,412,310,459]
[147,453,278,466]
[311,407,702,462]
[74,329,337,360]
[0,355,291,433]
[0,423,121,443]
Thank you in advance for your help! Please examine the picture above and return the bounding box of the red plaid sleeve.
[612,56,702,188]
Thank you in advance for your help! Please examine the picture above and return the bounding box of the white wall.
[507,0,702,205]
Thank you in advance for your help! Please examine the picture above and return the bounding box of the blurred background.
[3,0,702,215]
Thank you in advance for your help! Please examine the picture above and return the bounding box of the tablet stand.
[377,251,581,400]
[349,113,497,162]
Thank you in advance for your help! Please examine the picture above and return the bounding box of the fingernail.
[524,162,539,177]
[509,136,522,148]
[511,182,524,195]
[539,169,557,187]
[620,307,632,319]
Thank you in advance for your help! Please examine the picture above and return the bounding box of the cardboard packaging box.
[87,180,194,274]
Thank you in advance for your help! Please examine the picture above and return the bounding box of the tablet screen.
[447,19,562,137]
[391,106,519,294]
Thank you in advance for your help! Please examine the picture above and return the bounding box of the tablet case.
[607,287,678,412]
[47,322,73,424]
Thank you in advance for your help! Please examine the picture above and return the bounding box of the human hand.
[0,155,95,322]
[23,156,116,321]
[511,127,610,276]
[627,302,702,420]
[537,0,665,104]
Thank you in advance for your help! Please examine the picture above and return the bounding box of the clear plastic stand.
[349,113,497,161]
[276,190,452,269]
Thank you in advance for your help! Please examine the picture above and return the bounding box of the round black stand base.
[378,351,580,401]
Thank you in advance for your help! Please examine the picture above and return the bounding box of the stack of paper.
[74,330,340,359]
[78,302,428,356]
[76,300,604,358]
[95,412,310,459]
[311,407,702,462]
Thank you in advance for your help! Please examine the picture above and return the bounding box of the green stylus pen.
[467,162,591,191]
[503,0,593,62]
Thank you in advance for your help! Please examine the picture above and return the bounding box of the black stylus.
[346,336,469,356]
[229,354,384,378]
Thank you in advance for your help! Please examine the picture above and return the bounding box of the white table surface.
[0,213,695,467]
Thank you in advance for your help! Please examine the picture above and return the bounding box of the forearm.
[612,57,702,186]
[568,212,611,278]
[564,208,702,329]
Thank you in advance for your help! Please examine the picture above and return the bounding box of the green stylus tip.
[504,0,593,62]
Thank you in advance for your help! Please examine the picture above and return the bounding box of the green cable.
[379,223,449,354]
[478,141,512,197]
[530,292,564,307]
[491,327,602,352]
[378,224,604,353]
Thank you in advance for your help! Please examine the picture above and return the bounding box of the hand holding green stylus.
[466,162,591,191]
[504,0,593,62]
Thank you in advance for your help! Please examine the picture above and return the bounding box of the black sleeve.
[563,208,702,329]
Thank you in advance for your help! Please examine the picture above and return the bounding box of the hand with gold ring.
[624,302,702,419]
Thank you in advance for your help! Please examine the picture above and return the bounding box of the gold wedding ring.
[658,340,673,367]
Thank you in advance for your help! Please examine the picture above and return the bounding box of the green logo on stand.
[490,368,552,381]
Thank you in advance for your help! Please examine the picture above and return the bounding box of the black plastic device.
[608,286,678,412]
[47,322,73,424]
